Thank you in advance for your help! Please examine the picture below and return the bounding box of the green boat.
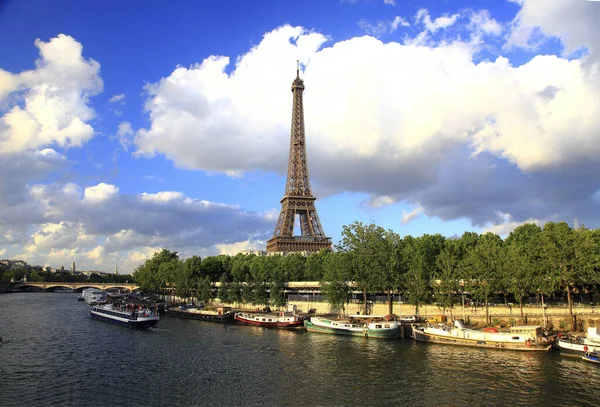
[304,315,401,339]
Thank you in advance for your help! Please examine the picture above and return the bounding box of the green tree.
[403,234,444,316]
[195,276,213,304]
[217,273,231,303]
[338,222,389,315]
[539,222,599,330]
[465,232,503,325]
[503,223,541,324]
[435,240,460,320]
[305,250,330,281]
[320,252,351,315]
[133,249,180,293]
[177,255,202,303]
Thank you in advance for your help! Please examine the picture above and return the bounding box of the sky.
[1,0,600,273]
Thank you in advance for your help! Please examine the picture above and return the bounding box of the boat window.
[262,318,265,321]
[268,319,272,322]
[512,336,520,340]
[376,325,382,329]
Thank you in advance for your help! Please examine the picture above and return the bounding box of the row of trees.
[133,221,600,330]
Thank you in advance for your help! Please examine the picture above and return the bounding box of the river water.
[0,293,599,407]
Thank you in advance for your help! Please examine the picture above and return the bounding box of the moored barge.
[165,305,235,322]
[235,311,304,328]
[557,327,600,355]
[412,320,554,351]
[305,315,401,339]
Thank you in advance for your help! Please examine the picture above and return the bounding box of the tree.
[320,252,351,315]
[337,222,390,315]
[133,249,180,293]
[281,253,306,281]
[217,273,231,303]
[503,223,541,324]
[464,232,503,325]
[195,276,213,304]
[177,256,202,303]
[403,234,444,316]
[305,250,330,281]
[269,279,286,309]
[435,240,460,320]
[539,222,595,330]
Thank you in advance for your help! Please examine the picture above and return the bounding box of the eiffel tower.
[266,63,332,254]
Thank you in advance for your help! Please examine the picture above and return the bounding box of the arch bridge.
[12,282,139,292]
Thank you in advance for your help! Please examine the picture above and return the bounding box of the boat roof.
[511,326,542,329]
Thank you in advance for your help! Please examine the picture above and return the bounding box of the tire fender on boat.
[526,339,532,348]
[584,345,589,352]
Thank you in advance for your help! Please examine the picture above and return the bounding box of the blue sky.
[1,0,600,272]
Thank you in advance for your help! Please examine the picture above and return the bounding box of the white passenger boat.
[557,327,600,354]
[82,288,107,305]
[412,320,554,351]
[90,304,159,329]
[305,315,401,339]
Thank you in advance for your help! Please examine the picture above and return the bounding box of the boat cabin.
[509,326,543,340]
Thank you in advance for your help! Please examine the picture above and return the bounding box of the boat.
[165,305,235,322]
[82,288,107,305]
[582,352,600,364]
[90,303,159,329]
[557,327,600,354]
[305,315,401,339]
[412,319,554,351]
[235,310,304,328]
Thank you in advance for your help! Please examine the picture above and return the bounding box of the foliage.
[195,276,213,304]
[320,252,351,314]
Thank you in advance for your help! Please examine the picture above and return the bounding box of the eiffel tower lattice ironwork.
[266,63,332,253]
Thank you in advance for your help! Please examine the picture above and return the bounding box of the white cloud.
[362,195,395,209]
[215,240,265,255]
[384,0,395,5]
[415,9,460,33]
[483,212,542,236]
[4,180,274,272]
[109,93,126,103]
[133,21,600,229]
[136,25,600,176]
[116,121,134,151]
[0,34,102,154]
[401,206,423,225]
[506,0,600,67]
[391,16,410,31]
[141,191,186,203]
[468,10,503,36]
[83,183,119,204]
[359,16,409,36]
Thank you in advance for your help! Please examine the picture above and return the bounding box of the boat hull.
[165,308,235,322]
[235,313,303,328]
[90,311,158,329]
[304,320,400,339]
[412,328,553,351]
[557,338,599,354]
